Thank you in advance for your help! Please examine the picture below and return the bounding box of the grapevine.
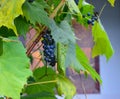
[0,0,115,99]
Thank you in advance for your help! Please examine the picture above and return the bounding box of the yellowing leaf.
[108,0,115,7]
[56,75,76,99]
[0,0,25,35]
[92,21,114,60]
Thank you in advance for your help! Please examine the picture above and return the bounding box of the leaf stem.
[99,2,107,18]
[26,80,57,86]
[50,0,66,18]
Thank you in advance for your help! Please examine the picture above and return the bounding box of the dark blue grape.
[50,61,56,67]
[87,20,92,24]
[93,17,98,21]
[87,13,91,16]
[91,22,94,26]
[84,12,98,26]
[44,57,49,62]
[91,19,95,22]
[49,48,54,53]
[74,0,79,5]
[50,55,54,58]
[50,45,55,49]
[42,40,47,45]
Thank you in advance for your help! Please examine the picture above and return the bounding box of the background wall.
[57,0,120,99]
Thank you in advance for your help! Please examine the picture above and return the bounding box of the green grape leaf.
[14,15,30,37]
[50,20,84,73]
[22,0,50,26]
[92,21,114,60]
[0,38,3,56]
[0,0,25,35]
[24,67,56,99]
[65,42,85,72]
[80,1,94,15]
[108,0,115,7]
[21,92,56,99]
[56,75,76,99]
[50,20,75,44]
[0,37,32,99]
[76,44,102,84]
[0,26,16,37]
[57,42,85,75]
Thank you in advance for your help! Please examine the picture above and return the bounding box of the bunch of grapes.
[83,12,98,26]
[42,30,56,67]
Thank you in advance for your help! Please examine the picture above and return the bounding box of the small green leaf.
[22,1,50,26]
[56,75,76,99]
[92,20,114,60]
[33,67,56,82]
[0,26,15,37]
[108,0,115,7]
[0,37,32,99]
[14,15,30,37]
[80,1,94,15]
[24,67,56,99]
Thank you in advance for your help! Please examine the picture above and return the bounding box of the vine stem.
[50,0,66,18]
[26,80,57,87]
[26,0,66,56]
[26,26,46,56]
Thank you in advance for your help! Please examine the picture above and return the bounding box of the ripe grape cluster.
[42,30,56,67]
[83,12,98,26]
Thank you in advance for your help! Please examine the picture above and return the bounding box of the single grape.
[50,45,55,49]
[87,20,92,24]
[87,13,91,16]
